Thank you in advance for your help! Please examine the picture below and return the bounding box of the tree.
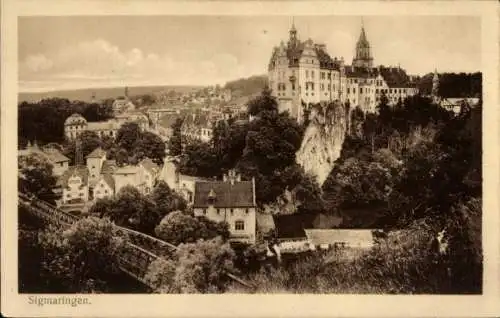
[149,181,187,217]
[155,211,229,246]
[167,118,183,156]
[179,140,220,178]
[135,131,166,165]
[247,86,277,116]
[33,217,127,293]
[79,131,102,159]
[18,153,57,202]
[116,122,141,152]
[104,186,156,234]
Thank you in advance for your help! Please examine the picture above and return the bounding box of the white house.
[60,166,89,204]
[86,147,107,186]
[192,170,257,244]
[138,158,160,194]
[93,174,115,201]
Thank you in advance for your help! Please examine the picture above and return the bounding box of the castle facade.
[268,21,419,122]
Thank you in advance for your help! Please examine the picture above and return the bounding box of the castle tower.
[352,19,373,69]
[288,18,298,48]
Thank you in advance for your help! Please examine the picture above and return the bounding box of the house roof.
[43,148,70,163]
[182,113,211,129]
[65,113,87,126]
[101,160,117,174]
[158,113,181,129]
[140,158,159,174]
[272,213,316,239]
[193,180,255,208]
[114,165,139,175]
[304,229,375,246]
[99,173,115,191]
[86,147,106,159]
[87,121,121,131]
[60,165,89,188]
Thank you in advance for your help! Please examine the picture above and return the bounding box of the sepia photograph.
[2,0,500,317]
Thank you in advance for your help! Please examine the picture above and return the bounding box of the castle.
[268,21,419,122]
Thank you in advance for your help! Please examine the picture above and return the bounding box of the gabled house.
[18,142,70,177]
[93,174,115,201]
[86,147,107,186]
[60,165,90,204]
[192,170,257,244]
[138,158,160,194]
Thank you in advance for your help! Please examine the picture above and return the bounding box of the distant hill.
[224,75,268,98]
[18,85,203,103]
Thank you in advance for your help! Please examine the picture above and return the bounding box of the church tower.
[432,69,439,99]
[352,20,373,69]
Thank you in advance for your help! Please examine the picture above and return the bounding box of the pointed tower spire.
[75,138,84,166]
[289,17,298,46]
[353,18,373,69]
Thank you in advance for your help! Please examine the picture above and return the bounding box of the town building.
[64,111,149,141]
[181,113,214,143]
[18,141,70,177]
[192,170,257,244]
[161,156,208,204]
[93,174,115,201]
[267,21,419,122]
[60,165,90,204]
[138,158,161,194]
[86,147,107,186]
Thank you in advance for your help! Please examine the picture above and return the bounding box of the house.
[60,165,90,204]
[18,141,70,177]
[86,147,107,186]
[93,174,115,201]
[113,165,142,194]
[192,170,257,244]
[304,229,376,250]
[160,156,208,204]
[181,112,213,143]
[138,158,160,194]
[112,96,136,114]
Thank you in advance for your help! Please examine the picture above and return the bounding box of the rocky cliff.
[296,103,348,186]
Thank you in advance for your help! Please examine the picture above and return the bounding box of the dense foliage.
[18,98,113,147]
[18,216,131,293]
[145,237,236,293]
[417,72,482,98]
[154,210,230,246]
[89,182,187,236]
[18,153,57,203]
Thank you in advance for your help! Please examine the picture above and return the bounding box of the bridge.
[18,192,253,291]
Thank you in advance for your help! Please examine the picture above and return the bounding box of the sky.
[18,15,481,92]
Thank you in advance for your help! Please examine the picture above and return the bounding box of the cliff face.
[296,103,348,186]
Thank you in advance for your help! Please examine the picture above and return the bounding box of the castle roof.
[377,66,416,88]
[193,180,255,208]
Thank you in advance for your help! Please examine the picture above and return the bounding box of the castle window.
[360,88,363,94]
[235,220,245,231]
[353,88,356,94]
[327,73,331,80]
[347,88,350,94]
[306,70,309,78]
[321,72,325,80]
[311,71,315,78]
[292,83,296,91]
[245,208,249,214]
[230,209,234,215]
[321,84,324,91]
